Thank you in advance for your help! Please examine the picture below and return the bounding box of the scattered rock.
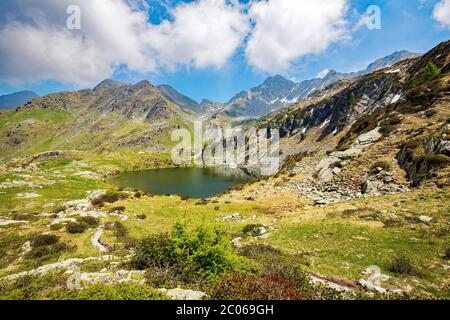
[2,255,120,282]
[0,218,29,226]
[217,213,243,222]
[91,228,108,253]
[16,192,41,199]
[231,237,242,247]
[158,288,206,300]
[419,215,433,223]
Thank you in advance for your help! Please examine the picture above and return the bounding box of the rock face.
[317,128,383,182]
[361,169,409,196]
[397,136,450,187]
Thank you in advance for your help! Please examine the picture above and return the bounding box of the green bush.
[145,267,180,289]
[91,191,128,207]
[66,222,89,234]
[131,223,233,281]
[108,206,125,213]
[238,244,282,258]
[421,61,441,82]
[13,213,38,222]
[77,216,99,227]
[24,243,69,261]
[49,223,64,231]
[30,234,59,247]
[390,255,414,275]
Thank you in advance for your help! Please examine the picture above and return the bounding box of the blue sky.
[0,0,449,102]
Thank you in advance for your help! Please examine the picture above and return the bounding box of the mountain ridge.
[218,50,421,120]
[0,90,39,110]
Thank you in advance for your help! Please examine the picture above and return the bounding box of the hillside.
[0,80,200,160]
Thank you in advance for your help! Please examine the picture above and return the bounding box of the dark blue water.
[110,167,253,198]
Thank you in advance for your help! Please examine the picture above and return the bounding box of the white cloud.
[245,0,349,73]
[148,0,249,69]
[0,0,249,86]
[433,0,450,28]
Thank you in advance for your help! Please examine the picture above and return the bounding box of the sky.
[0,0,449,103]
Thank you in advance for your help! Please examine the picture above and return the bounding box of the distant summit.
[219,50,422,119]
[0,90,39,109]
[366,50,421,73]
[93,79,130,91]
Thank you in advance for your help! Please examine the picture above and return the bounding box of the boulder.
[158,288,206,300]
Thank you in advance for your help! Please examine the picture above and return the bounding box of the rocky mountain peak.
[93,79,130,91]
[262,75,295,87]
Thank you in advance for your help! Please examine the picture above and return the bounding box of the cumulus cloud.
[0,0,249,86]
[245,0,349,73]
[148,0,249,69]
[433,0,450,28]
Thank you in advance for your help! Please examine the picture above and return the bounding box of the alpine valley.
[0,41,449,301]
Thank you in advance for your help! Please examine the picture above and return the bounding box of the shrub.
[131,223,232,281]
[370,161,392,174]
[210,274,309,300]
[91,191,128,207]
[300,132,307,141]
[443,247,450,260]
[13,213,38,222]
[136,214,147,220]
[66,222,89,234]
[145,267,180,289]
[105,221,128,238]
[421,61,441,82]
[131,233,176,270]
[25,243,69,260]
[195,199,209,205]
[238,244,282,258]
[77,216,99,227]
[109,206,125,213]
[49,223,64,231]
[390,255,414,275]
[350,92,358,106]
[30,234,59,248]
[242,224,265,237]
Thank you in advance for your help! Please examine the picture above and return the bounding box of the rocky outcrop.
[316,128,383,182]
[397,135,450,187]
[361,168,409,196]
[2,255,120,282]
[158,288,206,300]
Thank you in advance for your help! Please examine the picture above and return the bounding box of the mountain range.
[4,50,421,123]
[0,91,39,110]
[217,50,421,120]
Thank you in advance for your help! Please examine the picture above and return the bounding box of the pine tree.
[421,61,441,82]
